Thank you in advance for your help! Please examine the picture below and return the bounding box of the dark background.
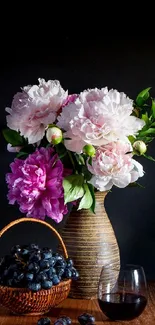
[0,39,155,280]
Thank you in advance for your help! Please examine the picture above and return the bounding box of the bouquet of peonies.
[3,79,155,223]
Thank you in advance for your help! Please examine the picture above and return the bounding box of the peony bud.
[83,144,96,157]
[46,127,62,145]
[7,144,22,153]
[133,140,147,155]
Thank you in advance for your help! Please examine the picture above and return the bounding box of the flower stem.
[67,150,76,171]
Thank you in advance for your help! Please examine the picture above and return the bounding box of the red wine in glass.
[98,264,148,321]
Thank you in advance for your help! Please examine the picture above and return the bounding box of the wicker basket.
[0,218,71,315]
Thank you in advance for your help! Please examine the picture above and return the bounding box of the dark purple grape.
[11,245,21,255]
[63,268,72,279]
[56,267,65,278]
[47,268,54,279]
[28,282,41,292]
[66,258,74,268]
[52,275,60,285]
[64,317,72,325]
[42,268,51,275]
[25,272,34,281]
[41,280,53,290]
[40,260,50,270]
[47,257,56,266]
[55,260,66,269]
[52,268,56,275]
[27,262,40,273]
[54,318,70,325]
[20,245,30,256]
[53,253,64,262]
[37,317,51,325]
[42,247,52,254]
[63,317,72,325]
[41,248,52,260]
[78,313,95,325]
[71,267,79,280]
[36,271,48,282]
[16,272,24,282]
[29,252,41,263]
[58,317,72,325]
[29,243,39,251]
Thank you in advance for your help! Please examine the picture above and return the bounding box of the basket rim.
[0,279,71,293]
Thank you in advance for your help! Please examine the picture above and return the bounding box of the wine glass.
[98,264,148,321]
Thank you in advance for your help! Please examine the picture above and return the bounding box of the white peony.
[6,79,68,144]
[57,88,145,153]
[87,141,144,191]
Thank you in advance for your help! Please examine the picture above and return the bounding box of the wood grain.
[0,282,155,324]
[59,191,120,299]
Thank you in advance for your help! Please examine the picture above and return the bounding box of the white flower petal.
[6,79,67,144]
[87,141,144,191]
[57,87,144,151]
[89,176,113,191]
[113,174,131,188]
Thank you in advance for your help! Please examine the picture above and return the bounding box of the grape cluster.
[37,313,95,325]
[0,244,79,292]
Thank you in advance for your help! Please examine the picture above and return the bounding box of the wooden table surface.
[0,283,155,325]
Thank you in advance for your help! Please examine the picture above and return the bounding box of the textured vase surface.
[59,191,120,299]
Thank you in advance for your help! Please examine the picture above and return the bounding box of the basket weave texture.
[0,218,71,315]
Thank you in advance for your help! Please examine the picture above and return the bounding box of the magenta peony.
[6,79,67,145]
[57,88,145,153]
[87,141,144,191]
[6,147,69,222]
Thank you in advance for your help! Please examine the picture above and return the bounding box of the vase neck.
[95,190,108,202]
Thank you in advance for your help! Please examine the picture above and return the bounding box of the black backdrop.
[0,40,155,280]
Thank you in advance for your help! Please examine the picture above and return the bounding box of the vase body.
[59,191,120,299]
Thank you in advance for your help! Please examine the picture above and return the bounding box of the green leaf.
[16,151,28,158]
[75,154,85,165]
[128,182,145,189]
[128,135,136,144]
[55,143,66,155]
[63,175,84,204]
[78,183,93,210]
[143,154,155,162]
[2,128,24,146]
[136,136,155,143]
[81,166,92,181]
[139,128,155,136]
[55,143,67,159]
[88,184,96,213]
[152,99,155,118]
[136,87,151,106]
[142,113,149,125]
[88,156,92,166]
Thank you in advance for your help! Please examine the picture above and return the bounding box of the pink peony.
[87,141,144,191]
[62,94,78,107]
[6,79,68,145]
[6,147,69,222]
[57,88,145,153]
